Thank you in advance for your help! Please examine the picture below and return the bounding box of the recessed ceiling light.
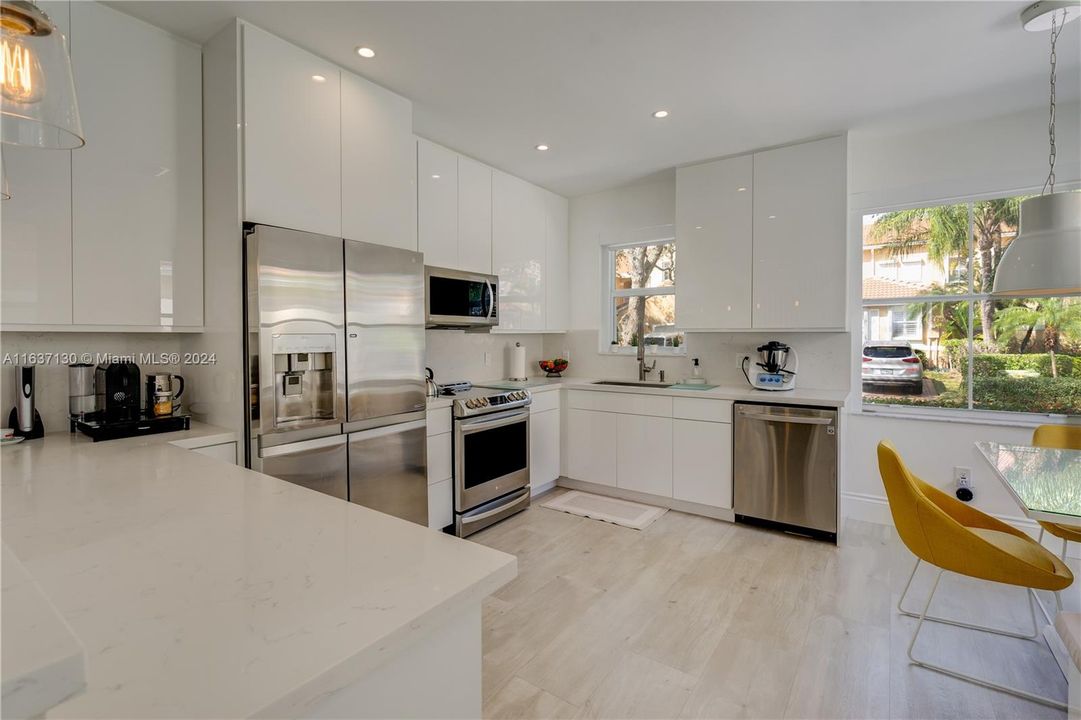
[768,215,777,220]
[356,47,376,58]
[737,187,747,192]
[694,226,703,230]
[311,74,327,83]
[431,174,440,180]
[535,144,550,151]
[652,110,669,119]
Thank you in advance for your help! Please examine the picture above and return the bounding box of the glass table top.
[975,441,1081,521]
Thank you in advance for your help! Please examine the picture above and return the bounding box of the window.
[861,193,1080,416]
[604,239,683,353]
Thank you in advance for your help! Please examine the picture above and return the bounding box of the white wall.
[845,101,1081,556]
[425,331,547,384]
[560,169,852,390]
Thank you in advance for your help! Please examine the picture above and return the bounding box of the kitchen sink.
[592,380,674,388]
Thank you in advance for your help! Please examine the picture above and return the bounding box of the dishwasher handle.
[737,409,833,426]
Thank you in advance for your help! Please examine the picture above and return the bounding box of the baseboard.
[841,491,1080,560]
[531,480,557,497]
[556,477,736,522]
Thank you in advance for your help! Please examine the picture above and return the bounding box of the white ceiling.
[110,1,1080,197]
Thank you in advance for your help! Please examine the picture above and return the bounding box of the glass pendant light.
[1,0,83,148]
[993,3,1080,297]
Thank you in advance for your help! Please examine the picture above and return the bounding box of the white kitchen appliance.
[742,341,798,391]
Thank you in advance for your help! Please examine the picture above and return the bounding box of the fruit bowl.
[539,359,569,378]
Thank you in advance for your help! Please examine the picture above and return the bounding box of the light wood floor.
[472,488,1075,720]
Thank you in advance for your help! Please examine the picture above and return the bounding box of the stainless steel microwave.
[425,266,498,329]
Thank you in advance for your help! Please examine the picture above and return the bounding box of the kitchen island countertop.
[1,423,516,718]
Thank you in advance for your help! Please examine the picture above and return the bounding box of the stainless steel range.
[452,388,532,537]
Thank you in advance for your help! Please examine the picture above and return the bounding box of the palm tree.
[872,198,1021,343]
[993,298,1081,378]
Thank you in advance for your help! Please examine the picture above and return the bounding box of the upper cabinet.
[752,136,846,330]
[457,155,493,275]
[341,73,416,250]
[1,1,202,331]
[71,2,203,327]
[674,135,846,332]
[544,191,569,332]
[243,24,341,238]
[492,171,546,331]
[417,139,459,267]
[675,154,753,331]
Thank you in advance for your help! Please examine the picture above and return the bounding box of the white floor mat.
[541,490,667,530]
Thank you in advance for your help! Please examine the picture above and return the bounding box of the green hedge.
[964,376,1081,414]
[972,353,1080,379]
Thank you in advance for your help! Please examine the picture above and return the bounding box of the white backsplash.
[546,330,851,391]
[424,330,550,385]
[0,332,192,432]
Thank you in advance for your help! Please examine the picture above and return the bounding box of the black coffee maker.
[95,362,141,421]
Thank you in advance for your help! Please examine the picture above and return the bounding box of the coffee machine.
[70,362,190,441]
[96,362,141,421]
[742,341,798,391]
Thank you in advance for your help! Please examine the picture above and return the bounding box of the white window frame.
[859,188,1081,420]
[601,235,685,356]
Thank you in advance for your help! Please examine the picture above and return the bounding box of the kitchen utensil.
[145,373,184,413]
[425,367,439,398]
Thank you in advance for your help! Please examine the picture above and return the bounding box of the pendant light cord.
[1043,9,1065,195]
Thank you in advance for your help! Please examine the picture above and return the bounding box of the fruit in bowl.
[539,358,569,377]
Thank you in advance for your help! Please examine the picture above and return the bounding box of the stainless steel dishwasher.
[733,403,838,541]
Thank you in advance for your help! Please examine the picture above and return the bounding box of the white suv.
[862,341,923,394]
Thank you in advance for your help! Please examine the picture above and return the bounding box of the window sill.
[856,403,1080,429]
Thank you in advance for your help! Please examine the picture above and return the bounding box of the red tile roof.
[862,276,925,301]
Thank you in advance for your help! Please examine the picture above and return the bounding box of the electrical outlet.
[483,352,492,367]
[954,466,972,488]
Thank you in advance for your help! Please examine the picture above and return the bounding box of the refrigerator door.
[247,224,346,442]
[348,419,428,525]
[258,434,348,500]
[345,239,426,422]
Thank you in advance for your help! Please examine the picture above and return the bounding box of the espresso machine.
[70,362,191,441]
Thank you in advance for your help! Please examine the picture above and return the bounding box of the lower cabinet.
[673,419,732,509]
[530,407,560,493]
[563,391,732,511]
[565,408,617,487]
[191,441,238,464]
[427,407,454,530]
[617,415,672,496]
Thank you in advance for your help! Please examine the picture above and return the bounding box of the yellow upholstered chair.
[1032,425,1081,570]
[878,441,1073,709]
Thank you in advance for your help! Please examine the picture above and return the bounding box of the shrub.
[962,376,1081,414]
[941,339,967,370]
[972,353,1080,379]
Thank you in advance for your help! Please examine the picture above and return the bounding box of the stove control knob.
[481,397,490,406]
[465,399,476,409]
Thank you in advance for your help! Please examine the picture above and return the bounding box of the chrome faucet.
[637,332,656,381]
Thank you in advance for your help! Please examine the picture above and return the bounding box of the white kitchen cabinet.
[341,72,416,250]
[69,1,202,328]
[192,442,238,464]
[530,406,560,492]
[676,154,753,330]
[428,478,453,530]
[1,144,72,326]
[752,136,846,330]
[418,139,459,267]
[544,191,569,332]
[616,414,673,497]
[457,156,493,274]
[565,408,617,487]
[492,171,546,331]
[673,419,732,508]
[427,432,452,487]
[243,24,340,238]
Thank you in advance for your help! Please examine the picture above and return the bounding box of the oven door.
[425,266,497,328]
[455,409,530,510]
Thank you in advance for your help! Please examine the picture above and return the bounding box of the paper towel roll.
[508,342,527,381]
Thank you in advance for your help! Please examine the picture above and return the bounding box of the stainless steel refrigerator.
[245,223,428,525]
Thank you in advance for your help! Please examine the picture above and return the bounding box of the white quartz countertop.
[1,424,517,718]
[559,378,847,407]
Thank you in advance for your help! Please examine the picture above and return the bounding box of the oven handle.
[457,409,529,433]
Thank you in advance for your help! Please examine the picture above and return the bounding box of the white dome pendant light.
[993,2,1080,297]
[1,0,84,148]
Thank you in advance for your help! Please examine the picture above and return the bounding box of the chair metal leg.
[898,558,1040,640]
[906,567,1067,711]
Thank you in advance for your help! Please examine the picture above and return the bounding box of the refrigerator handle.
[260,434,347,458]
[348,419,426,442]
